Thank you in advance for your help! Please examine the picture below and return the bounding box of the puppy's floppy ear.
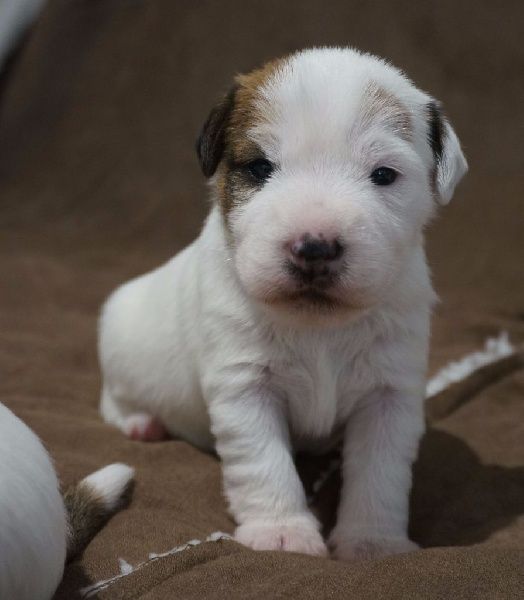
[427,101,468,205]
[196,86,237,177]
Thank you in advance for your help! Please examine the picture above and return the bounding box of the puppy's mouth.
[263,289,341,312]
[284,259,337,290]
[251,259,370,314]
[284,288,338,306]
[262,262,347,310]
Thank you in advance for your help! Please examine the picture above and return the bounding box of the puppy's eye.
[245,159,274,183]
[370,167,398,186]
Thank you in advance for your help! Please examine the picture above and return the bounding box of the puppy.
[0,402,134,600]
[99,47,467,560]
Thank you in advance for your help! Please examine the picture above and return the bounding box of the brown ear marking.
[426,101,445,164]
[196,86,237,178]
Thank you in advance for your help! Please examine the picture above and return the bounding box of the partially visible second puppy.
[0,402,134,600]
[99,48,467,561]
[0,0,46,71]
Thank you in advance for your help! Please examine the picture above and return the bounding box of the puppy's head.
[197,48,467,324]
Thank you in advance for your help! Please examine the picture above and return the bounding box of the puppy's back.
[0,402,67,600]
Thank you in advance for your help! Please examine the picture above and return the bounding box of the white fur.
[99,48,467,560]
[0,402,67,600]
[81,463,135,511]
[0,0,45,69]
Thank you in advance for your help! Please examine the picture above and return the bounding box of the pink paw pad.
[124,414,169,442]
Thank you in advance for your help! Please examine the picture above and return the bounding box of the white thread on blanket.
[306,458,341,505]
[118,558,133,575]
[425,331,514,397]
[79,532,232,598]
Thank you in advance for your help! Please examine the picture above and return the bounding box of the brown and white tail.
[63,463,135,560]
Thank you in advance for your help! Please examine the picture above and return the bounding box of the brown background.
[0,1,523,598]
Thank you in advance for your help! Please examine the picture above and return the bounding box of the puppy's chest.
[267,337,379,442]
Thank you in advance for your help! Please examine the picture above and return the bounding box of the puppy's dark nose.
[290,234,343,263]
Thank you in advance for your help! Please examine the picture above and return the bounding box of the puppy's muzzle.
[286,233,344,288]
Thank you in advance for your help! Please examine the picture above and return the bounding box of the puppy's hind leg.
[123,413,170,442]
[100,386,169,442]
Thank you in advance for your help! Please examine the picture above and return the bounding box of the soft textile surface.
[0,1,523,598]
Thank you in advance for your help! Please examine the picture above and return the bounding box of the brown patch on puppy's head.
[361,82,413,141]
[196,58,284,217]
[228,58,284,160]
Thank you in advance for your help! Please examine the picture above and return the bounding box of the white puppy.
[99,48,467,560]
[0,402,134,600]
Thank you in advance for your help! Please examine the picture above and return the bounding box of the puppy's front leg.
[209,389,327,556]
[330,389,424,561]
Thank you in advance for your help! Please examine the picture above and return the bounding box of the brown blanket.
[1,1,523,598]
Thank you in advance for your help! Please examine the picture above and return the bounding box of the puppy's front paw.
[330,533,419,562]
[235,518,327,557]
